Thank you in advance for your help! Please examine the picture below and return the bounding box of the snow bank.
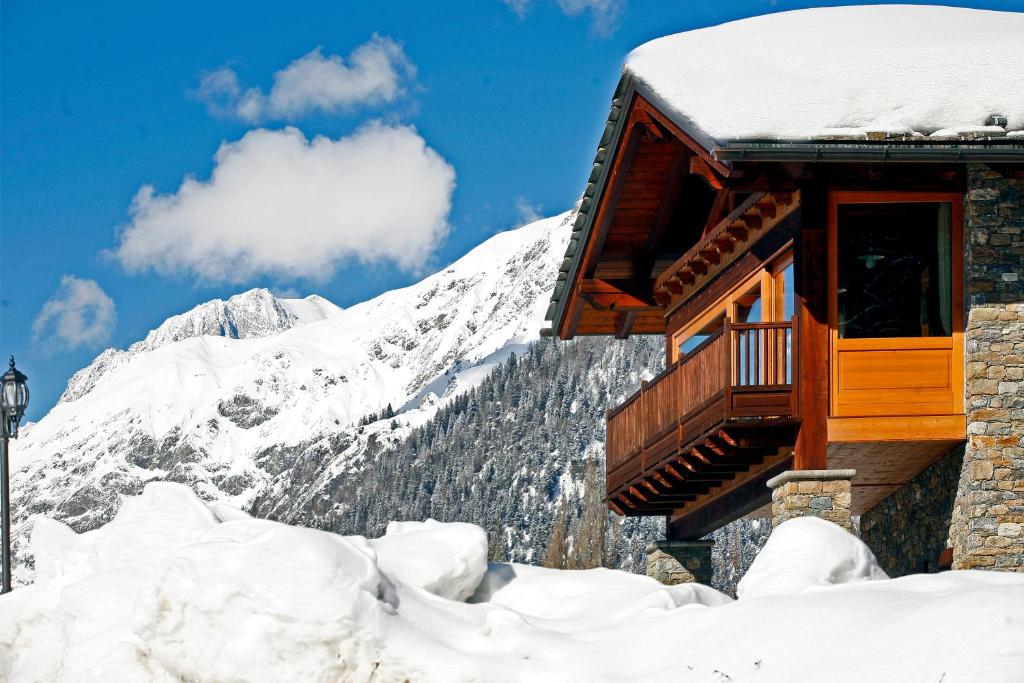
[3,483,1023,682]
[737,517,888,599]
[626,6,1024,143]
[371,519,488,601]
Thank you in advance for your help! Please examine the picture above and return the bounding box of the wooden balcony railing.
[606,318,798,501]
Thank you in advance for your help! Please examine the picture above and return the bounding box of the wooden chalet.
[543,8,1024,546]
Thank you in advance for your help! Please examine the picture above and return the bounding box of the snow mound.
[473,562,732,623]
[737,517,888,599]
[371,519,488,601]
[626,5,1024,143]
[4,484,1024,682]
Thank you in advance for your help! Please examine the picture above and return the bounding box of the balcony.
[606,320,800,517]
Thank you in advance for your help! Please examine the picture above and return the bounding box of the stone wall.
[948,164,1024,571]
[645,540,714,585]
[861,444,962,576]
[768,470,855,531]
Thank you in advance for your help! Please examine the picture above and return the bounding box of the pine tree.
[569,458,606,569]
[487,515,505,562]
[542,496,571,569]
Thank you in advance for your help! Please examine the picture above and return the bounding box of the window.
[836,202,953,339]
[679,313,726,356]
[828,192,964,418]
[733,284,762,324]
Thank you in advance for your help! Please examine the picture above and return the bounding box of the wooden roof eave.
[546,75,733,340]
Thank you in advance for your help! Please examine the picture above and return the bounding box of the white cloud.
[502,0,625,35]
[502,0,532,18]
[32,276,117,352]
[197,35,415,123]
[514,196,543,226]
[113,124,456,283]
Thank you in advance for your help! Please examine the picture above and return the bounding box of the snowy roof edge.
[544,73,1024,332]
[544,75,635,329]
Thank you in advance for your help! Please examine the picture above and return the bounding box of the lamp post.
[1,356,29,594]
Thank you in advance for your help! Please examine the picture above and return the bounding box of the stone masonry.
[768,469,855,532]
[948,164,1024,571]
[860,444,962,576]
[645,540,714,584]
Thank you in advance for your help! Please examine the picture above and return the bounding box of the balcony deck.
[606,320,800,518]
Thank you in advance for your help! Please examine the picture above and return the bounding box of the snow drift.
[3,483,1023,682]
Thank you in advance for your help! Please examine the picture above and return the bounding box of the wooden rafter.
[615,310,638,340]
[690,156,725,190]
[578,278,656,311]
[652,190,801,313]
[559,93,733,339]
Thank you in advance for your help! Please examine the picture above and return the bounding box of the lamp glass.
[1,380,14,410]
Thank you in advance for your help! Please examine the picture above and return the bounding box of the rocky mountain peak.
[58,288,341,405]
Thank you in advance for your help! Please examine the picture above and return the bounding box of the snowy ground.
[2,483,1022,682]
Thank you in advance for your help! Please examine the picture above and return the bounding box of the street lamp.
[1,356,29,594]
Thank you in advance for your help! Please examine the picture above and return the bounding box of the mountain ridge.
[9,212,576,580]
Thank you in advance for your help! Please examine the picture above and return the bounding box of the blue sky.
[3,0,1023,421]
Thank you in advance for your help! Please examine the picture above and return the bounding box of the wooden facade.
[543,88,1013,537]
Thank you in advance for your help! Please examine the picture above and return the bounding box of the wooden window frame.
[827,191,964,418]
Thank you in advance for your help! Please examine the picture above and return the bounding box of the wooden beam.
[675,456,698,473]
[715,430,738,448]
[559,120,641,338]
[689,156,725,190]
[615,310,638,339]
[579,279,656,310]
[664,463,686,481]
[794,183,829,470]
[702,189,731,237]
[664,276,685,294]
[635,96,731,178]
[667,457,791,539]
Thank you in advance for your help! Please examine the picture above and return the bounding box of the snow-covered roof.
[625,5,1024,145]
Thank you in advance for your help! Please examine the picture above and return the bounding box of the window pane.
[679,313,725,356]
[837,202,953,339]
[735,291,762,324]
[779,263,795,321]
[680,335,710,356]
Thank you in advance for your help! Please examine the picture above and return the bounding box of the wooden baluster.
[641,380,649,476]
[723,318,732,419]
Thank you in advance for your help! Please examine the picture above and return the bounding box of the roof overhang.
[545,76,732,340]
[545,73,1024,339]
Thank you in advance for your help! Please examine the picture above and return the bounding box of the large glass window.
[836,202,953,339]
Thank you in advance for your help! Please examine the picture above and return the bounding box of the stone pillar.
[948,164,1024,572]
[645,540,714,585]
[767,469,856,531]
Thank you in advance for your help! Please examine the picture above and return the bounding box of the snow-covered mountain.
[10,213,574,577]
[58,290,342,404]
